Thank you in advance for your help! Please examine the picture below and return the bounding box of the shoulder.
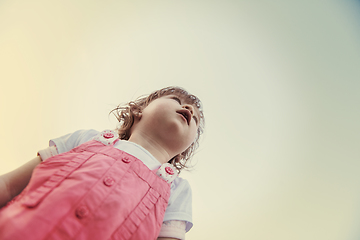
[168,177,192,208]
[171,177,191,195]
[51,129,99,143]
[71,129,100,141]
[50,129,100,153]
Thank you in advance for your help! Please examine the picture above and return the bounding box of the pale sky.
[1,1,360,239]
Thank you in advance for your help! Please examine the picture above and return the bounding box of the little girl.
[0,86,204,240]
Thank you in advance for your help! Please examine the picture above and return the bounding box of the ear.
[130,106,142,120]
[132,112,142,126]
[135,111,142,119]
[129,110,142,137]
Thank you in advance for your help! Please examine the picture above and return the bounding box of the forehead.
[165,91,201,106]
[164,93,198,105]
[152,87,202,108]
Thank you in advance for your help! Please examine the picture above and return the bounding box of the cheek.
[187,127,198,143]
[182,132,197,153]
[144,101,171,115]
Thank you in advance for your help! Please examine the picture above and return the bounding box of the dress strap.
[93,130,119,146]
[155,163,178,184]
[95,130,178,184]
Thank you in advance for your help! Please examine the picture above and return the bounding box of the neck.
[127,131,171,164]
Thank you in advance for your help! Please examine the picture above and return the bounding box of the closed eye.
[171,96,182,104]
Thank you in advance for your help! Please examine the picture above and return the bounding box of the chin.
[160,122,194,147]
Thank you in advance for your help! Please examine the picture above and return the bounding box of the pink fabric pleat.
[0,140,170,240]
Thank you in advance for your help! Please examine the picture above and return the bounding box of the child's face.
[134,94,200,155]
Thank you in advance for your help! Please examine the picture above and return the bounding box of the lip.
[176,109,191,125]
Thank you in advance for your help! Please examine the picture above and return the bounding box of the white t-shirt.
[49,129,193,232]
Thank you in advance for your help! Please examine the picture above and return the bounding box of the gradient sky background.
[1,1,360,239]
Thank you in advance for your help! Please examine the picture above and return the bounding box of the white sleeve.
[49,129,99,154]
[158,220,186,240]
[37,145,59,161]
[163,177,193,232]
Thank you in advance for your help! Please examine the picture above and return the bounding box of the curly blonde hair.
[110,86,204,173]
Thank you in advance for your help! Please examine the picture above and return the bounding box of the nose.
[183,104,194,115]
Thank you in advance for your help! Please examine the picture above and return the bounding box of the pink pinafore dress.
[0,130,177,240]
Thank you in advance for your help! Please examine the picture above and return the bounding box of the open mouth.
[177,110,191,125]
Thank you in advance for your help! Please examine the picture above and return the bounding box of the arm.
[0,156,41,208]
[0,129,95,208]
